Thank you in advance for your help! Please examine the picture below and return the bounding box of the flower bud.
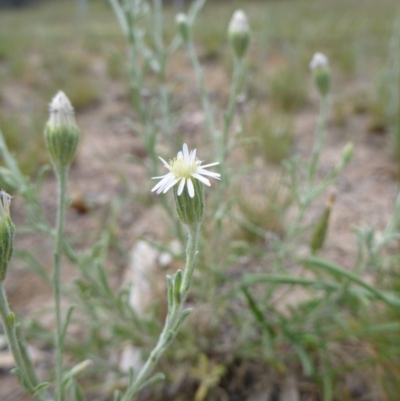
[173,178,205,225]
[309,190,336,254]
[228,9,250,59]
[0,167,20,193]
[309,52,331,98]
[44,91,80,169]
[176,13,190,43]
[0,190,15,282]
[341,142,354,165]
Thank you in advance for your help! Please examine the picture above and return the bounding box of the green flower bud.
[173,178,205,225]
[8,312,15,326]
[176,13,190,43]
[228,9,250,59]
[309,52,331,98]
[0,167,20,193]
[310,190,336,254]
[341,142,354,165]
[0,190,15,282]
[44,91,80,169]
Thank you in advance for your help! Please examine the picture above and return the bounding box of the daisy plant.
[116,144,220,400]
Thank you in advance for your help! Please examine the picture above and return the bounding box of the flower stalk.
[122,223,200,401]
[0,283,35,394]
[53,165,68,401]
[44,91,80,401]
[307,95,329,186]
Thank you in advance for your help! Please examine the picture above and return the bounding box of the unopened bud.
[0,167,20,193]
[228,10,250,59]
[309,190,336,254]
[173,179,204,225]
[62,360,93,385]
[341,142,354,165]
[0,190,15,282]
[309,52,328,70]
[176,13,190,43]
[309,52,330,97]
[44,91,80,169]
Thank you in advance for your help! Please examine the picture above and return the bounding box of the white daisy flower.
[151,144,220,198]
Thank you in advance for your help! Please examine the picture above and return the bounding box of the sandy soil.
[0,50,398,400]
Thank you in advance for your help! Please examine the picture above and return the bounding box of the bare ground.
[0,50,398,400]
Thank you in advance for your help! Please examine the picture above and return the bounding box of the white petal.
[162,177,180,193]
[151,173,173,192]
[187,178,195,198]
[156,174,177,193]
[190,148,197,161]
[159,156,170,169]
[201,161,219,168]
[196,169,221,179]
[192,173,210,186]
[177,177,186,195]
[152,174,169,179]
[183,143,189,158]
[177,151,183,158]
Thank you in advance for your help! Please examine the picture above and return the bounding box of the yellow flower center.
[170,156,197,178]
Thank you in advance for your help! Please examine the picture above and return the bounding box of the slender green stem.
[186,40,219,156]
[15,323,41,392]
[308,95,329,186]
[122,223,201,401]
[181,223,201,296]
[0,283,37,396]
[53,165,68,401]
[210,56,244,278]
[222,56,243,162]
[280,96,329,260]
[159,73,173,143]
[152,0,163,54]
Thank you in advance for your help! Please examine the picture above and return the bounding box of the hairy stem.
[308,95,329,186]
[53,165,68,401]
[122,223,201,401]
[0,283,45,400]
[186,40,219,157]
[181,223,201,296]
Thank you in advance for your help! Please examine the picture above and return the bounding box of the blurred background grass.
[0,0,398,174]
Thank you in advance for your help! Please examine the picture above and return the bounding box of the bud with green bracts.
[341,142,354,165]
[44,91,80,168]
[309,53,330,98]
[313,67,331,98]
[228,10,250,59]
[0,191,15,282]
[176,13,190,43]
[173,179,205,225]
[310,191,336,254]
